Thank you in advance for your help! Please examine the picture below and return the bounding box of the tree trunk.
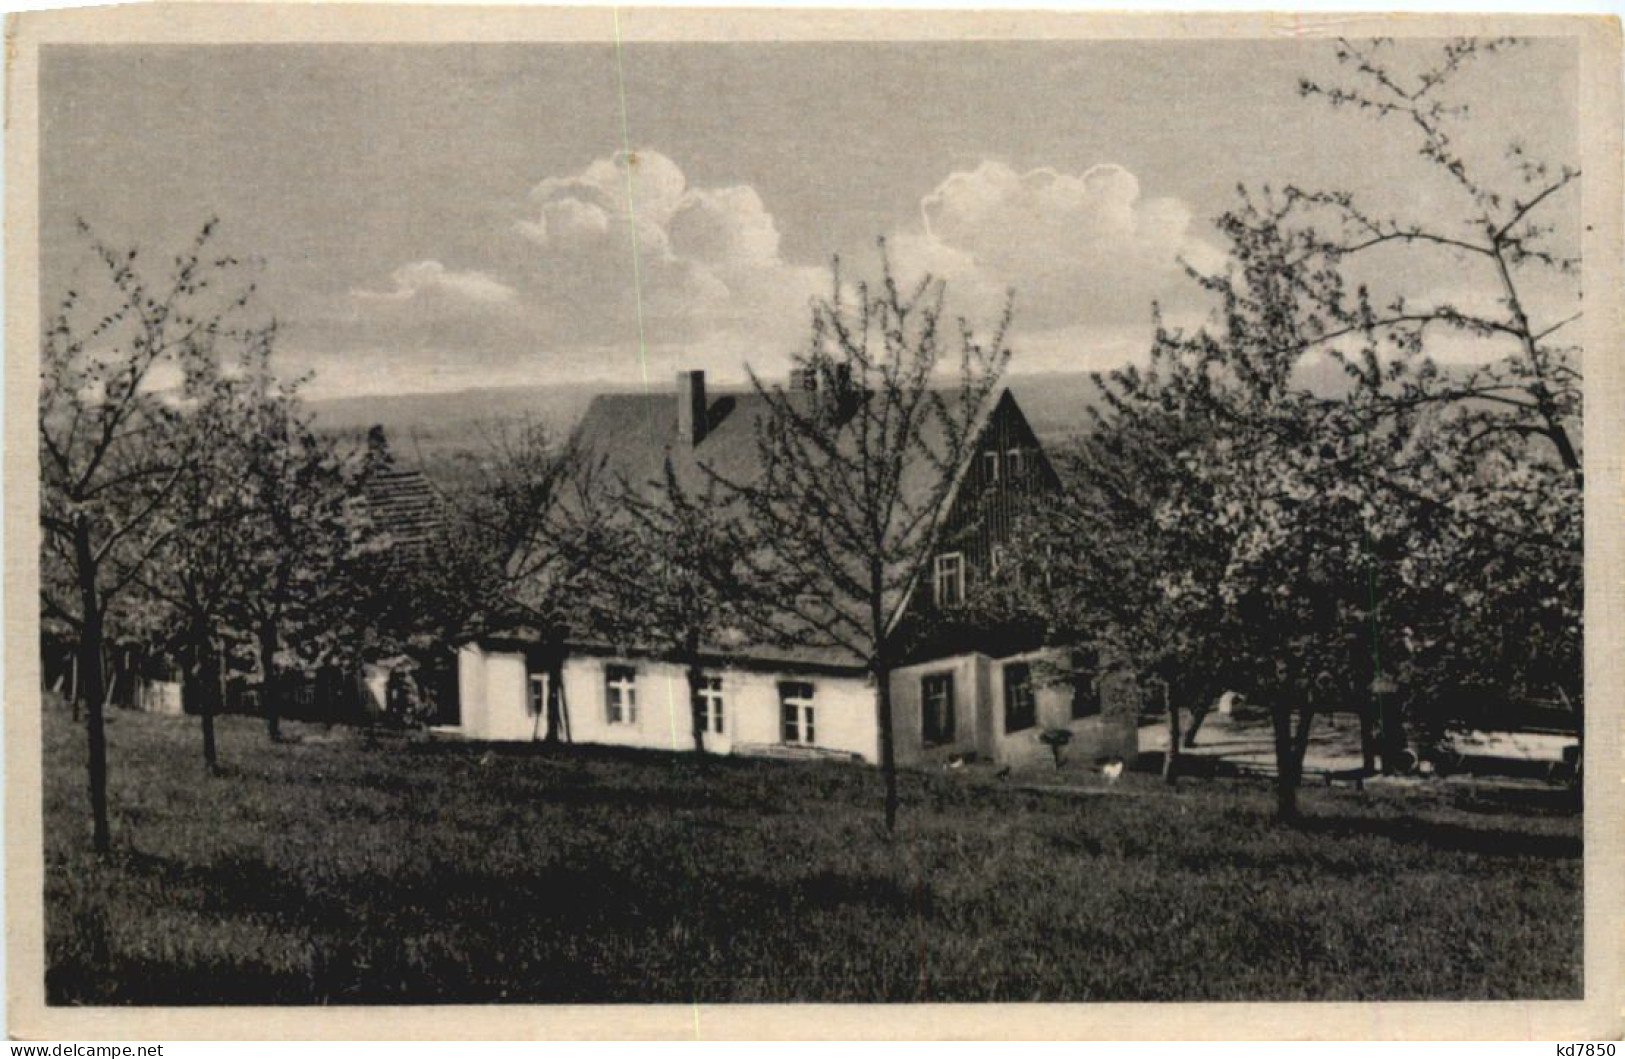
[1269,698,1299,823]
[685,658,707,756]
[876,658,898,833]
[1163,698,1182,784]
[202,636,221,773]
[1292,702,1316,772]
[181,640,203,755]
[183,622,221,773]
[202,687,219,772]
[1183,697,1211,748]
[74,519,111,855]
[1359,699,1377,775]
[258,619,281,742]
[1269,697,1317,823]
[1569,696,1584,810]
[870,571,898,833]
[542,647,568,745]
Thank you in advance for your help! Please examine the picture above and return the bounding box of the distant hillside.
[309,379,644,437]
[308,356,1496,480]
[1005,372,1109,441]
[310,379,650,479]
[309,371,1115,476]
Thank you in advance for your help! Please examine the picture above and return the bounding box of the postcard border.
[5,5,1620,1041]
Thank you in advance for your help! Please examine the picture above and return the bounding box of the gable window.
[1004,662,1037,733]
[696,675,725,736]
[934,552,965,608]
[922,672,956,746]
[982,450,1000,483]
[1007,447,1026,477]
[606,665,638,725]
[528,674,547,717]
[991,544,1008,576]
[780,681,816,745]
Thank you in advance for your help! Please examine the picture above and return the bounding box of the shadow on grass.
[1294,814,1580,860]
[1448,785,1582,818]
[45,708,1582,1005]
[49,844,930,1005]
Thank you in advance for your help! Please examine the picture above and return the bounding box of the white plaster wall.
[458,646,880,761]
[990,648,1139,769]
[559,655,695,752]
[483,653,536,742]
[455,645,538,742]
[991,648,1070,768]
[362,666,389,715]
[890,650,1137,770]
[723,666,879,762]
[890,654,983,766]
[139,679,184,715]
[456,645,487,736]
[563,657,878,761]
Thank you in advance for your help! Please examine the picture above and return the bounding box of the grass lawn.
[42,701,1582,1004]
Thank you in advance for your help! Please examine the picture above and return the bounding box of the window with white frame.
[696,675,725,736]
[605,665,638,725]
[780,681,816,745]
[528,674,547,717]
[982,449,1000,483]
[934,552,965,608]
[922,672,956,746]
[991,543,1008,576]
[1007,447,1026,477]
[1004,661,1037,733]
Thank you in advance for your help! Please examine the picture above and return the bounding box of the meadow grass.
[43,702,1581,1004]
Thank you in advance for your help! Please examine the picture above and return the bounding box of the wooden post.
[1359,700,1377,774]
[1269,699,1299,822]
[1163,697,1181,784]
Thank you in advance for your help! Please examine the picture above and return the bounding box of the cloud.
[669,186,784,269]
[515,197,611,253]
[340,151,836,391]
[892,161,1222,332]
[353,260,518,306]
[337,153,1217,394]
[335,262,537,375]
[508,150,823,336]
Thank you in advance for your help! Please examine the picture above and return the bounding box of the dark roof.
[359,466,443,554]
[566,382,1019,669]
[572,389,776,498]
[574,386,1008,514]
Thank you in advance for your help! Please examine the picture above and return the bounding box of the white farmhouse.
[453,370,1139,772]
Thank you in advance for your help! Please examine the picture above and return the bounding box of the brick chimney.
[788,367,818,393]
[677,370,707,446]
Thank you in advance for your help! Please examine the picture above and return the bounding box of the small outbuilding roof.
[359,465,443,556]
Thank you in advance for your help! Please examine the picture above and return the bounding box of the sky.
[39,39,1580,399]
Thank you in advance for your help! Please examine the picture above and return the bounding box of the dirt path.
[1138,708,1371,776]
